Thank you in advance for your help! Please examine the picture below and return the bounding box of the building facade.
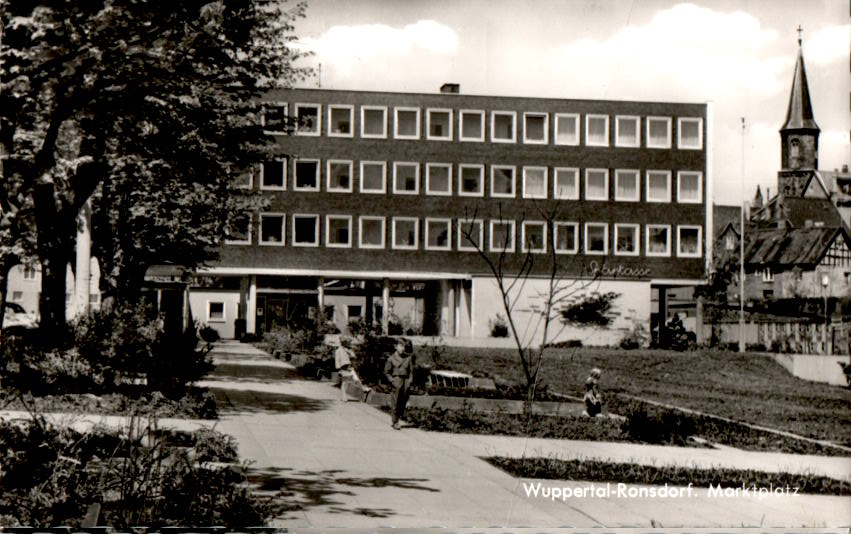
[192,85,713,345]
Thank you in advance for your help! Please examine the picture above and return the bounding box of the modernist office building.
[191,84,712,344]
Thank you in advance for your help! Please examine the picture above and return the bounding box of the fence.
[711,320,850,355]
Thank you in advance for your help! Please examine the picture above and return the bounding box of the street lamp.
[821,273,830,355]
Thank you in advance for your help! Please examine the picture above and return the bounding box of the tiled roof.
[744,227,844,267]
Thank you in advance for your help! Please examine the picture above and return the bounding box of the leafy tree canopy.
[0,1,311,333]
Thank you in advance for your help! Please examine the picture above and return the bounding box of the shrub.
[0,417,273,527]
[489,314,509,338]
[0,340,102,394]
[619,321,649,350]
[199,324,221,343]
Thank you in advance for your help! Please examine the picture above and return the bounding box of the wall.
[189,289,241,339]
[470,276,650,346]
[772,352,850,387]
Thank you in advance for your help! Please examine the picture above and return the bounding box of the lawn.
[424,346,851,446]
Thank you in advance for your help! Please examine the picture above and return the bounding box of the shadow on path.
[212,388,332,415]
[210,363,302,383]
[247,466,440,520]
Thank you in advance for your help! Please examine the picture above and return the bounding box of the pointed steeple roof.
[781,39,819,131]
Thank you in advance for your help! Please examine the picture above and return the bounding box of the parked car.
[3,302,38,331]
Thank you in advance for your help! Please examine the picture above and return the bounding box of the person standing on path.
[384,338,414,429]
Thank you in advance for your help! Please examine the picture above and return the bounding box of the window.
[554,113,579,145]
[261,102,287,133]
[677,225,701,258]
[614,224,639,256]
[427,108,453,140]
[647,116,671,148]
[725,233,736,251]
[394,107,420,139]
[292,214,319,247]
[89,293,100,305]
[426,163,452,196]
[225,213,252,245]
[393,162,419,194]
[489,220,515,253]
[585,223,608,255]
[523,112,548,144]
[521,221,546,253]
[359,216,385,249]
[554,222,579,254]
[459,164,484,197]
[586,114,609,146]
[294,103,320,136]
[360,161,386,193]
[208,301,225,322]
[11,291,22,301]
[491,165,516,198]
[392,217,418,250]
[646,171,671,202]
[22,266,37,280]
[759,267,774,282]
[328,105,353,137]
[615,116,640,147]
[678,117,703,149]
[259,213,285,245]
[553,168,579,200]
[585,169,609,200]
[677,171,702,203]
[326,215,352,248]
[614,169,640,201]
[425,218,452,250]
[522,167,547,199]
[261,160,286,190]
[457,219,483,251]
[294,159,320,191]
[646,224,671,256]
[491,111,516,143]
[459,109,485,142]
[327,160,353,192]
[361,106,387,138]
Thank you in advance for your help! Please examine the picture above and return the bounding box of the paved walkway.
[200,342,851,528]
[3,341,848,528]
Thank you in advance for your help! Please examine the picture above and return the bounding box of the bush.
[199,324,221,343]
[489,314,509,338]
[0,417,273,528]
[0,340,102,394]
[2,303,213,399]
[619,321,649,350]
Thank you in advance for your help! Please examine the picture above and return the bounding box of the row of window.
[255,159,703,203]
[263,103,704,149]
[228,214,703,258]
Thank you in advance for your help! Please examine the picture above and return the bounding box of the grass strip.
[485,456,850,496]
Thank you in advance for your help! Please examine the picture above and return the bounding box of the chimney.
[440,83,460,94]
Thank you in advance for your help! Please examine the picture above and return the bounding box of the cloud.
[297,20,458,66]
[805,24,850,65]
[555,3,788,100]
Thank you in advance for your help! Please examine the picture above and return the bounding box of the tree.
[0,1,310,338]
[460,203,610,410]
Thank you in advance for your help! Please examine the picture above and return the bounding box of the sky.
[290,0,850,206]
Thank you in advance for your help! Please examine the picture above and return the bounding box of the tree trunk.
[34,182,76,342]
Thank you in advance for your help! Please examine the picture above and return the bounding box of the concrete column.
[382,278,390,334]
[317,276,325,309]
[448,281,456,336]
[73,200,92,318]
[247,275,257,334]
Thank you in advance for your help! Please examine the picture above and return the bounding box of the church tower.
[778,30,819,196]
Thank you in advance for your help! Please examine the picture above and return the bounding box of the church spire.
[779,28,819,176]
[781,29,819,132]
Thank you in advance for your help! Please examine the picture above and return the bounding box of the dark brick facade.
[217,88,709,282]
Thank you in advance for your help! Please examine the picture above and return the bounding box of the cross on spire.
[797,25,803,46]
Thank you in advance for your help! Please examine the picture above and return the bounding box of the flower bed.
[486,456,850,496]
